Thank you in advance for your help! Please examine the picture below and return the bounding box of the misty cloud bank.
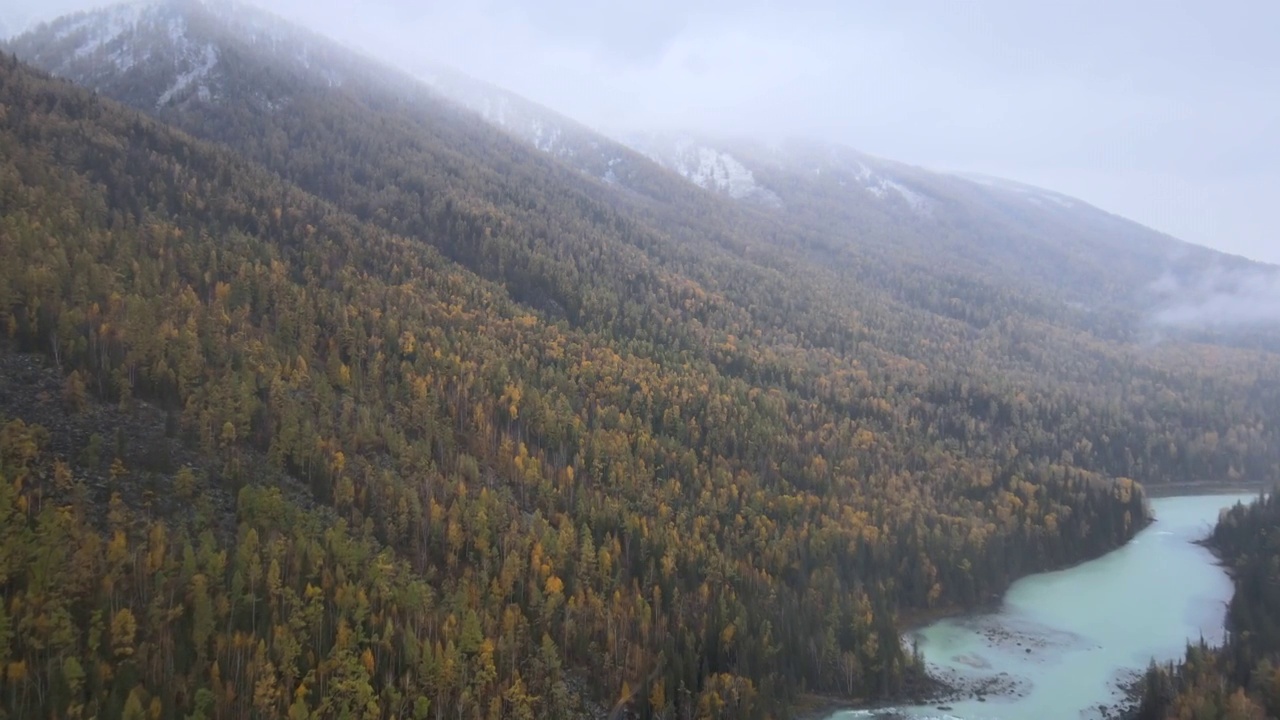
[1149,264,1280,328]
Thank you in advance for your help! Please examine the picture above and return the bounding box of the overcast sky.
[5,0,1278,264]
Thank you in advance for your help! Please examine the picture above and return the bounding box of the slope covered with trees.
[0,52,1170,720]
[423,72,1280,354]
[9,0,1280,492]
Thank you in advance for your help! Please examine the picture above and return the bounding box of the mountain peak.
[12,0,215,105]
[6,0,351,109]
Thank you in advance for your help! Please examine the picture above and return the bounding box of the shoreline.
[1142,481,1270,499]
[796,515,1159,718]
[793,487,1259,720]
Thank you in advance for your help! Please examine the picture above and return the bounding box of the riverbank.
[789,598,1013,719]
[800,492,1249,720]
[793,667,1028,720]
[791,670,960,720]
[1099,668,1145,720]
[1142,480,1270,499]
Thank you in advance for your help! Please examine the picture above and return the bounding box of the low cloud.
[1149,262,1280,328]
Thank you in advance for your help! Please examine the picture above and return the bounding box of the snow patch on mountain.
[16,1,186,80]
[420,72,782,203]
[881,179,929,211]
[852,161,930,212]
[157,42,218,105]
[417,72,582,161]
[625,135,781,206]
[106,44,139,72]
[603,157,623,185]
[57,1,151,57]
[10,0,357,101]
[671,142,759,199]
[528,118,564,154]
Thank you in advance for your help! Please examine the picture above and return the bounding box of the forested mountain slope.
[0,53,1153,720]
[630,137,1219,313]
[9,0,1280,490]
[1,2,1279,718]
[418,68,1280,350]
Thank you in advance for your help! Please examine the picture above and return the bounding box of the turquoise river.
[828,492,1259,720]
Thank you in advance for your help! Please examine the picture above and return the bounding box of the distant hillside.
[12,0,1280,352]
[418,68,1280,348]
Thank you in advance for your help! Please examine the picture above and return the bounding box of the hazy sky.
[5,0,1278,264]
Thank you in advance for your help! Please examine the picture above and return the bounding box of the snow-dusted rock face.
[623,134,943,215]
[420,75,571,158]
[6,0,352,110]
[157,41,219,106]
[422,69,692,195]
[420,69,767,202]
[20,6,138,80]
[11,2,213,105]
[849,160,930,213]
[765,142,936,215]
[625,134,783,207]
[418,72,786,207]
[662,141,769,201]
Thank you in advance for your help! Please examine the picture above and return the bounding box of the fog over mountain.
[1150,265,1280,329]
[2,0,1277,267]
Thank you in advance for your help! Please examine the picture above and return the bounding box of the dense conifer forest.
[0,14,1277,718]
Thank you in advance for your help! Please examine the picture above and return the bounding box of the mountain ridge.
[10,0,1272,313]
[403,49,1280,349]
